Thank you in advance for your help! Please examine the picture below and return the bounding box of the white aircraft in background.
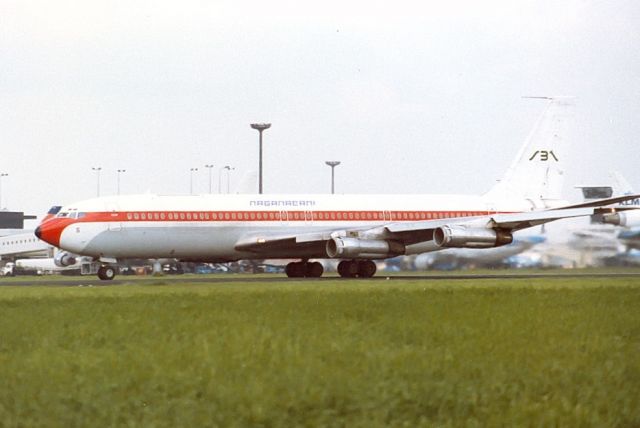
[0,206,61,261]
[14,254,89,274]
[36,98,640,280]
[598,172,640,227]
[413,234,546,270]
[0,206,90,275]
[590,172,640,255]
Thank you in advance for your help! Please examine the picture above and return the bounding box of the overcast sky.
[1,0,639,221]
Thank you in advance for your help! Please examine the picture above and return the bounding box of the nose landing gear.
[97,265,117,281]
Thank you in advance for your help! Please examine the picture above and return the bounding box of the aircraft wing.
[382,207,596,245]
[234,208,595,253]
[234,194,640,254]
[555,193,640,210]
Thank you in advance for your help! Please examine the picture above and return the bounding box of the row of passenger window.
[1,237,40,245]
[123,211,481,221]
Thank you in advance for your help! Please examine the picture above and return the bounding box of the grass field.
[1,275,639,427]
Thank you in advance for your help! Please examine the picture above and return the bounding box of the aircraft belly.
[79,224,290,259]
[79,225,222,258]
[76,223,345,260]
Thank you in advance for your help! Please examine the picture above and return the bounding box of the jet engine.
[434,225,513,249]
[601,211,640,227]
[326,237,405,259]
[54,252,77,267]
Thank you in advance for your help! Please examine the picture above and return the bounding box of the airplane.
[0,206,61,260]
[0,206,83,276]
[14,254,90,275]
[597,172,640,227]
[35,97,640,280]
[593,172,640,252]
[413,234,546,270]
[0,231,52,260]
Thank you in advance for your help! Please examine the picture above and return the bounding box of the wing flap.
[383,207,596,239]
[235,231,333,253]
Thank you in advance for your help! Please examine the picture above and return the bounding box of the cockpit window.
[48,206,62,215]
[56,212,69,218]
[78,212,86,219]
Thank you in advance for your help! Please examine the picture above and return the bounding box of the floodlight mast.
[0,173,8,209]
[92,167,102,197]
[117,169,126,196]
[204,164,214,194]
[250,123,271,194]
[325,161,341,194]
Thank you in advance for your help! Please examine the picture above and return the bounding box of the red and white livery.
[35,98,638,279]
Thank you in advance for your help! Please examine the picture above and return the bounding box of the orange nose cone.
[35,218,73,247]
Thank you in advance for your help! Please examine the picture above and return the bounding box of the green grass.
[1,277,639,427]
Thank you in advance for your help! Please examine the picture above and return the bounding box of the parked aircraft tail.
[610,171,635,195]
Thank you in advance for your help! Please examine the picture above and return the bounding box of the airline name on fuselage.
[250,200,317,207]
[620,198,640,206]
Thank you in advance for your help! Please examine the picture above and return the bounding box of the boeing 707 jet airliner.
[35,98,639,280]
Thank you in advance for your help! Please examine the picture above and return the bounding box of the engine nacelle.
[326,237,405,259]
[54,252,77,267]
[601,211,640,227]
[433,225,513,249]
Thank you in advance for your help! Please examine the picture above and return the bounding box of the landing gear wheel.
[338,260,377,278]
[97,265,116,281]
[286,261,325,278]
[306,261,324,278]
[337,260,358,278]
[357,260,377,278]
[285,262,302,278]
[337,261,350,277]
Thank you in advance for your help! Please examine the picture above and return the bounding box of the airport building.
[0,211,37,230]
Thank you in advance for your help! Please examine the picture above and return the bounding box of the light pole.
[225,166,235,194]
[204,164,214,194]
[92,167,102,197]
[218,165,234,194]
[0,173,8,209]
[190,168,198,195]
[250,123,271,194]
[325,161,341,194]
[117,169,126,195]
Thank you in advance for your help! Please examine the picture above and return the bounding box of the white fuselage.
[43,193,543,262]
[0,231,52,258]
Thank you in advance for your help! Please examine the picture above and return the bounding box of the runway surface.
[3,272,640,287]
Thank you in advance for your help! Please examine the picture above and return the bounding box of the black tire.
[337,261,350,277]
[358,260,377,278]
[338,260,359,278]
[305,262,324,278]
[98,266,116,281]
[285,262,305,278]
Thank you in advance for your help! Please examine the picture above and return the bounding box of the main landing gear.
[284,260,378,278]
[337,260,377,278]
[97,265,117,281]
[285,261,324,278]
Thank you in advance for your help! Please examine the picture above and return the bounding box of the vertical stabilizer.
[484,97,574,206]
[610,171,635,195]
